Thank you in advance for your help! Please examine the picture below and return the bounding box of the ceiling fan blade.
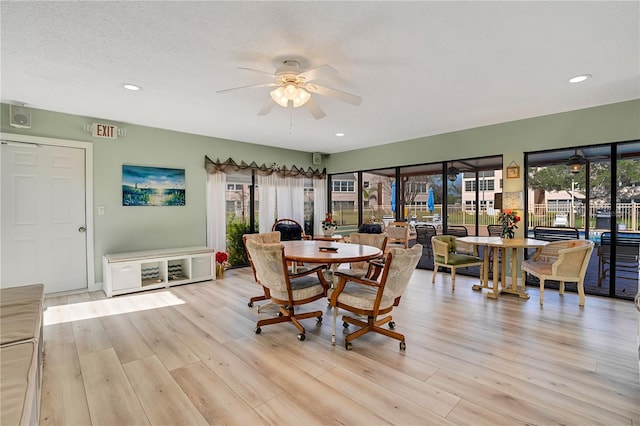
[216,82,278,94]
[298,64,337,82]
[257,99,276,116]
[305,83,362,106]
[304,98,326,120]
[237,66,276,77]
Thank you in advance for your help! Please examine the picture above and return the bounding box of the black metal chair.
[415,224,437,258]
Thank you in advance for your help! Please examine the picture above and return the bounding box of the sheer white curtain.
[206,172,227,252]
[313,178,327,236]
[276,176,305,225]
[258,174,277,233]
[258,175,305,231]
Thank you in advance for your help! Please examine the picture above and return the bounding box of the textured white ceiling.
[1,1,638,154]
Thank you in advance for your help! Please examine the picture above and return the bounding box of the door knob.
[78,226,86,233]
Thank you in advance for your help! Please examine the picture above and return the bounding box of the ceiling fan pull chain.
[289,109,293,135]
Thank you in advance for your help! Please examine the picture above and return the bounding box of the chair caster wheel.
[248,301,254,307]
[389,321,396,329]
[297,334,306,341]
[343,322,349,328]
[316,316,323,323]
[278,311,283,317]
[345,342,353,351]
[400,341,406,351]
[255,327,261,334]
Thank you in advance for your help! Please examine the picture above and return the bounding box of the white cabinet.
[103,247,214,297]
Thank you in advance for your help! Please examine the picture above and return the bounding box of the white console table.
[103,246,215,297]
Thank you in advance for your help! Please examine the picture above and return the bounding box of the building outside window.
[332,180,355,192]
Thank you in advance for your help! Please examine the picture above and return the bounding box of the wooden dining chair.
[432,235,484,290]
[343,232,388,279]
[243,232,281,310]
[385,221,410,249]
[244,240,329,340]
[329,244,422,351]
[521,240,594,306]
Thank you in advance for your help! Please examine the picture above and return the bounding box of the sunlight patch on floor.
[43,291,185,325]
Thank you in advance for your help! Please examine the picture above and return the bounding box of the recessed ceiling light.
[122,83,141,91]
[569,74,592,83]
[335,132,345,137]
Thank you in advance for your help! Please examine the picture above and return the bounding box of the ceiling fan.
[216,60,362,119]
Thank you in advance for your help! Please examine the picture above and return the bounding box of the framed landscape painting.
[122,165,185,206]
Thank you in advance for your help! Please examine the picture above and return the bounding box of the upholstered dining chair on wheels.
[521,240,594,306]
[385,221,410,249]
[243,231,282,311]
[244,239,329,340]
[329,244,422,351]
[272,218,310,241]
[432,235,484,290]
[342,232,388,279]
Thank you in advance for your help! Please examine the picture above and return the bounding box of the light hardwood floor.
[40,267,639,425]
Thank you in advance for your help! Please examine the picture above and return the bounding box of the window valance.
[205,156,325,179]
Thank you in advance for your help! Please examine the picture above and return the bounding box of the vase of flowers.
[215,251,229,279]
[321,212,337,236]
[498,210,521,239]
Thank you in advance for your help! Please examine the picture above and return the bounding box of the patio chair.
[432,235,484,290]
[553,213,569,227]
[415,224,437,258]
[521,240,594,306]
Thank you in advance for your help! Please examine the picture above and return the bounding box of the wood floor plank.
[317,365,457,425]
[123,355,208,426]
[445,400,525,426]
[129,309,199,371]
[72,318,112,355]
[253,393,330,425]
[101,313,154,364]
[79,348,149,425]
[40,343,91,426]
[171,361,268,425]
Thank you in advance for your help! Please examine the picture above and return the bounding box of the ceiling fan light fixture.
[292,87,311,108]
[270,87,289,107]
[270,84,311,108]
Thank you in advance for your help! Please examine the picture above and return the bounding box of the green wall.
[2,100,639,287]
[0,104,316,285]
[326,100,640,173]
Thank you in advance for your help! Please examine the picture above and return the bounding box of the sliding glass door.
[525,141,640,300]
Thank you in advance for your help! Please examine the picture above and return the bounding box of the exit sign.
[92,123,118,139]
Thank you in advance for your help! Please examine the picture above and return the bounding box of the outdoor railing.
[336,202,639,233]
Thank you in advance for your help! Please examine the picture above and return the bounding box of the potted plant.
[215,251,229,279]
[321,212,337,236]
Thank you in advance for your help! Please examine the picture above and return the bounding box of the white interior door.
[1,142,88,293]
